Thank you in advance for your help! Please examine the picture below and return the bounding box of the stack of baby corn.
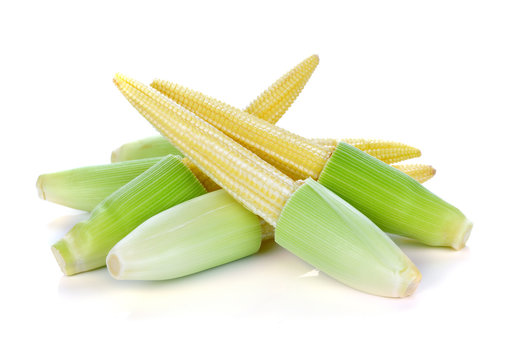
[37,55,472,297]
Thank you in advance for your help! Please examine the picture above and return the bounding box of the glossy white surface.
[1,1,513,359]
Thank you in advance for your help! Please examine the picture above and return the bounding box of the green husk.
[107,190,262,280]
[275,178,421,298]
[318,142,472,249]
[37,157,162,211]
[51,155,207,275]
[111,136,182,162]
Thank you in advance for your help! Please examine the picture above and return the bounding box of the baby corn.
[113,73,421,298]
[113,135,421,166]
[152,81,472,249]
[107,190,263,280]
[112,54,422,167]
[111,55,319,162]
[37,158,435,215]
[37,157,160,211]
[51,155,206,275]
[246,54,319,124]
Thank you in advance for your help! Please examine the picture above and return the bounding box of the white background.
[1,1,513,359]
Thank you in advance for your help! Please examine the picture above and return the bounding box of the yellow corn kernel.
[151,80,330,180]
[310,138,339,150]
[114,74,297,226]
[259,220,275,242]
[245,55,319,124]
[393,164,436,183]
[313,138,422,165]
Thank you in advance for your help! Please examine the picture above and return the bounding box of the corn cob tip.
[113,73,123,88]
[36,175,46,200]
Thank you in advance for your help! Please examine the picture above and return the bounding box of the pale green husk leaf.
[275,179,421,298]
[107,190,262,280]
[37,157,162,211]
[51,155,207,275]
[318,142,472,249]
[111,136,183,162]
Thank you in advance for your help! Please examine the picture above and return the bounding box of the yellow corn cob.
[112,54,422,169]
[114,74,297,225]
[118,74,470,254]
[152,80,330,180]
[313,138,422,165]
[393,164,436,183]
[185,154,434,192]
[152,81,428,180]
[245,55,319,124]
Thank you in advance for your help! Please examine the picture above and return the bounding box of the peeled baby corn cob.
[152,81,472,249]
[393,164,436,184]
[245,54,320,124]
[113,73,421,297]
[111,55,319,162]
[113,135,421,166]
[185,157,436,191]
[315,138,421,165]
[112,54,422,166]
[51,155,206,275]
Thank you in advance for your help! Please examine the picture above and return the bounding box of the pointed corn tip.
[113,73,127,88]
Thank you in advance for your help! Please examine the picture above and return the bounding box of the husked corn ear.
[149,80,470,248]
[112,55,319,163]
[114,74,298,225]
[313,138,422,165]
[151,80,330,180]
[310,138,338,151]
[245,55,319,124]
[393,164,436,183]
[113,135,423,167]
[342,138,422,164]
